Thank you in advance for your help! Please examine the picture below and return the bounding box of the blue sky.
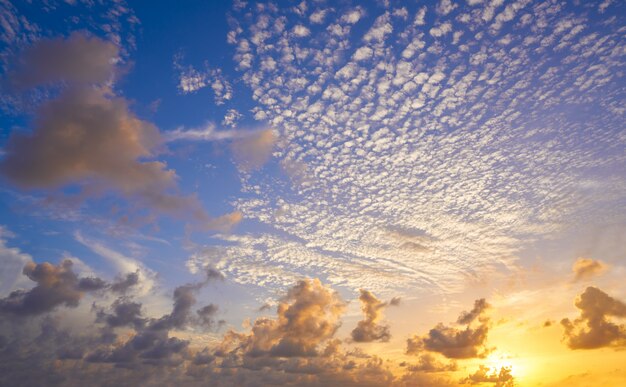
[0,0,625,385]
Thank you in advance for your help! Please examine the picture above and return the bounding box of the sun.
[485,351,521,378]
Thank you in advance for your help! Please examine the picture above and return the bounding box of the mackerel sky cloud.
[0,0,624,386]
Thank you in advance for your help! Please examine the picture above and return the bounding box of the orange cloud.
[407,299,492,359]
[351,289,396,343]
[572,258,607,282]
[561,286,626,349]
[0,33,238,230]
[231,129,277,172]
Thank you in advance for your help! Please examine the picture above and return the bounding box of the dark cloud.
[86,268,222,367]
[351,289,393,343]
[572,258,607,282]
[151,282,205,331]
[77,277,108,292]
[461,365,514,387]
[457,298,490,325]
[0,260,105,316]
[9,32,118,89]
[0,275,420,386]
[561,286,626,349]
[407,299,491,359]
[110,271,140,294]
[96,299,145,330]
[197,304,220,328]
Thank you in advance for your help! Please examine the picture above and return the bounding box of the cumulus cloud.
[86,267,222,367]
[561,286,626,349]
[110,271,141,294]
[407,299,491,359]
[461,365,514,386]
[231,129,277,172]
[230,278,345,357]
[0,260,105,316]
[351,289,395,343]
[403,353,457,373]
[572,258,607,282]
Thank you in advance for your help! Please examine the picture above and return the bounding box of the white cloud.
[436,0,457,16]
[430,21,453,37]
[221,0,626,297]
[292,25,311,37]
[0,226,32,295]
[353,46,374,61]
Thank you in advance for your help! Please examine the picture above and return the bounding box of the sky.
[0,0,624,386]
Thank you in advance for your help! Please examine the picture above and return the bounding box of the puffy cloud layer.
[2,263,619,386]
[0,270,401,386]
[217,0,626,297]
[407,299,491,359]
[561,286,626,349]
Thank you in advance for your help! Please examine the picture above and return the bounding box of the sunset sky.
[0,0,625,386]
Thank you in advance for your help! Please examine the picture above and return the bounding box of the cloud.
[204,0,626,302]
[350,289,394,343]
[224,278,345,358]
[292,25,311,37]
[151,268,222,331]
[353,46,374,61]
[8,32,118,89]
[407,299,491,359]
[74,231,156,295]
[110,271,141,294]
[96,298,145,330]
[86,268,222,367]
[403,353,457,373]
[165,122,262,143]
[1,87,176,199]
[461,365,514,387]
[1,33,238,229]
[457,298,490,325]
[0,260,105,316]
[572,258,607,282]
[436,0,458,16]
[231,129,277,172]
[173,56,233,104]
[561,286,626,349]
[0,226,32,295]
